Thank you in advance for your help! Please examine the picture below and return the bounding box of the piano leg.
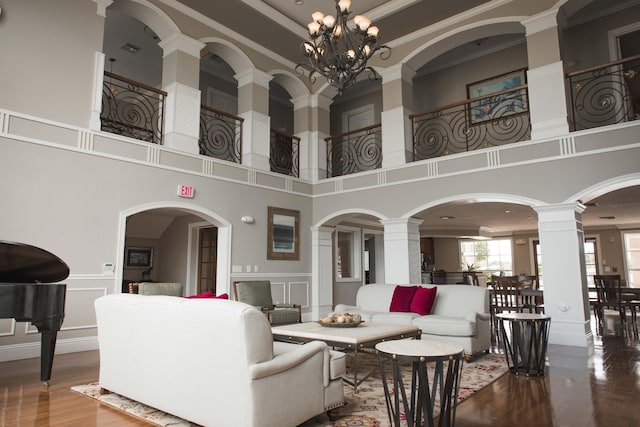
[40,330,58,386]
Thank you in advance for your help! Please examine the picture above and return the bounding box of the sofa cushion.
[389,285,418,312]
[412,315,476,337]
[410,286,437,315]
[371,312,420,325]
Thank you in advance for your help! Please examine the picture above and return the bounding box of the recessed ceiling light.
[295,0,303,4]
[121,43,140,54]
[504,210,516,214]
[599,215,615,220]
[440,216,455,220]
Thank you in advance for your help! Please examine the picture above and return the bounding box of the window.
[336,227,361,280]
[584,237,598,280]
[624,231,640,287]
[459,239,512,277]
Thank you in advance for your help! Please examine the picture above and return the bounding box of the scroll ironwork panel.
[199,105,243,164]
[567,54,640,131]
[326,124,382,178]
[101,71,166,145]
[411,86,530,162]
[270,129,300,177]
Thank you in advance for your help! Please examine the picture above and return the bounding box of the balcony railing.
[325,124,382,177]
[270,129,300,177]
[199,105,243,164]
[101,71,166,144]
[567,54,640,131]
[411,85,530,161]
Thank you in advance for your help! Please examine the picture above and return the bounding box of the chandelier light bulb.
[333,24,342,37]
[367,26,379,37]
[338,0,351,12]
[323,15,336,28]
[308,21,321,35]
[312,11,325,23]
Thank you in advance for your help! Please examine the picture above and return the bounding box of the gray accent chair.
[233,280,301,325]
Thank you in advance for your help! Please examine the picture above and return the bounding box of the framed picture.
[466,68,527,124]
[267,206,300,260]
[125,247,153,268]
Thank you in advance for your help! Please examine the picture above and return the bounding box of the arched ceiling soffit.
[405,193,546,220]
[108,0,180,41]
[403,19,525,71]
[270,71,309,100]
[123,202,232,229]
[201,38,254,76]
[315,209,388,229]
[568,174,640,205]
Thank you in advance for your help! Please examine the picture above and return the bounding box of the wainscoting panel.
[0,319,16,337]
[271,282,286,305]
[290,281,310,308]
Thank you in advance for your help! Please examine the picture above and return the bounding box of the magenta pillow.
[184,292,228,299]
[410,286,437,315]
[389,285,418,312]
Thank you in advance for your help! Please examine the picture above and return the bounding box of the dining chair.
[490,276,523,334]
[593,275,627,336]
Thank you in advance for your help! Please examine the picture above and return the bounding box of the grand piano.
[0,240,68,385]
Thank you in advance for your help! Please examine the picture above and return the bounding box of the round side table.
[496,312,551,377]
[375,339,465,427]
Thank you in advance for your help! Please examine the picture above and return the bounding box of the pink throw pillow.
[389,285,418,312]
[410,286,437,315]
[184,292,228,299]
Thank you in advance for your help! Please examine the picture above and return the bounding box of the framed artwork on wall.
[125,247,153,268]
[267,206,300,260]
[466,68,528,124]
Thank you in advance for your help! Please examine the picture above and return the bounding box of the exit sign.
[178,185,195,198]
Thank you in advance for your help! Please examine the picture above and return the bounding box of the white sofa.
[334,284,491,358]
[95,294,345,427]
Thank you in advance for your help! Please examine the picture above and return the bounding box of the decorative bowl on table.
[317,313,363,327]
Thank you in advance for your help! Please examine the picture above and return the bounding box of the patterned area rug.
[72,351,507,427]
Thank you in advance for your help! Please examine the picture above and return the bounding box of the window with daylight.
[336,227,361,281]
[584,237,598,280]
[624,231,640,287]
[460,239,513,277]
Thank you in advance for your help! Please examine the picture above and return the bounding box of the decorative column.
[159,34,205,154]
[534,203,591,347]
[381,218,423,284]
[379,63,416,168]
[298,93,332,180]
[311,226,335,319]
[90,0,114,131]
[236,69,273,171]
[523,9,570,139]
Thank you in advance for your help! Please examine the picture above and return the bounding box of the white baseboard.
[0,336,98,362]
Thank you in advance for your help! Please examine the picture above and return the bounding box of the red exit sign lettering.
[178,185,194,198]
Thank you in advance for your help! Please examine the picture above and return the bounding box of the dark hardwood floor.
[2,326,640,426]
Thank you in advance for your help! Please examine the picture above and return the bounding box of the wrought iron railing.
[199,105,243,164]
[411,85,530,161]
[567,54,640,131]
[101,71,166,144]
[269,129,300,177]
[325,124,382,177]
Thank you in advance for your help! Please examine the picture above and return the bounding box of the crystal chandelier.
[296,0,390,94]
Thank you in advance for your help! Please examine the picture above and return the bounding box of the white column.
[311,226,335,320]
[306,93,332,180]
[534,203,591,347]
[236,69,273,171]
[158,34,205,154]
[523,10,569,139]
[379,64,416,168]
[381,218,423,284]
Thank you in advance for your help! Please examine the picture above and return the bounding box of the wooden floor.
[2,332,640,426]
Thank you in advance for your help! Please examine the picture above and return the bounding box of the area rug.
[72,351,507,427]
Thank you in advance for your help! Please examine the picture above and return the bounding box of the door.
[198,227,218,294]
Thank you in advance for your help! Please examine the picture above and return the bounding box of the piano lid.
[0,241,70,283]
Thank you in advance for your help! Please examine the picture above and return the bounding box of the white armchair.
[95,294,344,427]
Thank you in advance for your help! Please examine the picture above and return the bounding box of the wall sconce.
[241,216,255,224]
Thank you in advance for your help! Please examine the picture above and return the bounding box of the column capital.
[522,8,559,36]
[379,63,417,84]
[93,0,113,17]
[309,93,333,111]
[235,68,273,89]
[533,202,586,221]
[158,33,205,58]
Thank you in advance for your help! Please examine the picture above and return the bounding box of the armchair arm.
[249,341,326,381]
[477,312,491,321]
[274,303,301,309]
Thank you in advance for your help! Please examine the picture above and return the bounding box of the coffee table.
[272,322,421,393]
